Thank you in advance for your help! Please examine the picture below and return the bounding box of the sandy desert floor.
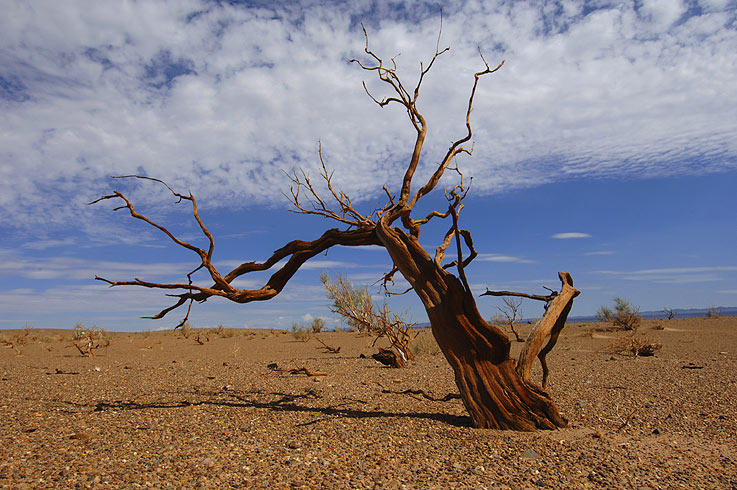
[1,317,736,489]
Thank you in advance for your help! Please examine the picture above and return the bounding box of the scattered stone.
[682,363,704,369]
[521,449,541,460]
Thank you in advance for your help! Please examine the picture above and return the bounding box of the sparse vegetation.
[179,321,192,339]
[663,307,676,320]
[321,272,415,366]
[491,297,525,342]
[706,307,722,319]
[596,297,642,330]
[0,326,32,355]
[71,323,111,357]
[194,331,210,345]
[290,322,311,342]
[608,333,662,357]
[310,318,325,333]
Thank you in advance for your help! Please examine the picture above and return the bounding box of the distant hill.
[568,306,737,324]
[399,307,736,330]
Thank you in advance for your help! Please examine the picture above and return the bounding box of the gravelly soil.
[1,317,736,489]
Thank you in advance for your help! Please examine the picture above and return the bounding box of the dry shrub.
[608,333,662,357]
[321,273,415,365]
[706,307,721,319]
[290,323,311,342]
[490,297,524,342]
[179,321,192,339]
[1,326,32,355]
[215,324,235,338]
[596,297,642,330]
[310,318,325,333]
[71,323,111,357]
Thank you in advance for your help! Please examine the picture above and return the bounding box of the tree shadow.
[88,387,472,428]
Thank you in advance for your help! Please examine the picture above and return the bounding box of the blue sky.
[1,0,736,331]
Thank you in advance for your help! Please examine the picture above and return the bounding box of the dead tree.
[492,296,525,342]
[91,22,580,430]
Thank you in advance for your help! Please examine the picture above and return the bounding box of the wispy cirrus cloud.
[0,0,735,234]
[594,266,737,284]
[0,249,193,281]
[552,232,592,239]
[22,238,76,250]
[476,253,535,264]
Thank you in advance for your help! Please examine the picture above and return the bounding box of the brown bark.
[372,347,406,368]
[377,221,572,430]
[517,272,580,389]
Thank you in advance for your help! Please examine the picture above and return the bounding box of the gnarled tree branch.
[91,178,383,323]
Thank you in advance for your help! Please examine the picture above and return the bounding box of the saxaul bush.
[596,297,642,331]
[0,326,33,355]
[321,272,414,367]
[71,323,111,357]
[608,332,662,358]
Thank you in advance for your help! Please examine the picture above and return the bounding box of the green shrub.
[596,297,641,330]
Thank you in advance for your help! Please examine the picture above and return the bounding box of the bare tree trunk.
[378,222,571,430]
[428,277,567,430]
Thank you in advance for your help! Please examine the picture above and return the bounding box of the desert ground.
[1,317,736,489]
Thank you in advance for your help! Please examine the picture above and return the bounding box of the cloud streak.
[594,265,737,284]
[1,0,735,234]
[552,232,591,239]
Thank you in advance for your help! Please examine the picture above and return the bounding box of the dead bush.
[608,333,662,357]
[322,272,414,366]
[290,322,311,342]
[490,297,524,342]
[215,324,235,338]
[310,318,326,333]
[71,323,111,357]
[0,326,32,355]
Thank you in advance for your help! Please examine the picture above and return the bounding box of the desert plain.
[1,317,736,489]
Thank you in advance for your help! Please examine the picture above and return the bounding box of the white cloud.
[23,238,76,250]
[585,250,614,256]
[595,265,737,283]
[552,232,592,239]
[476,253,534,264]
[0,0,736,236]
[0,249,194,281]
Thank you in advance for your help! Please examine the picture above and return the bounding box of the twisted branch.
[91,177,382,323]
